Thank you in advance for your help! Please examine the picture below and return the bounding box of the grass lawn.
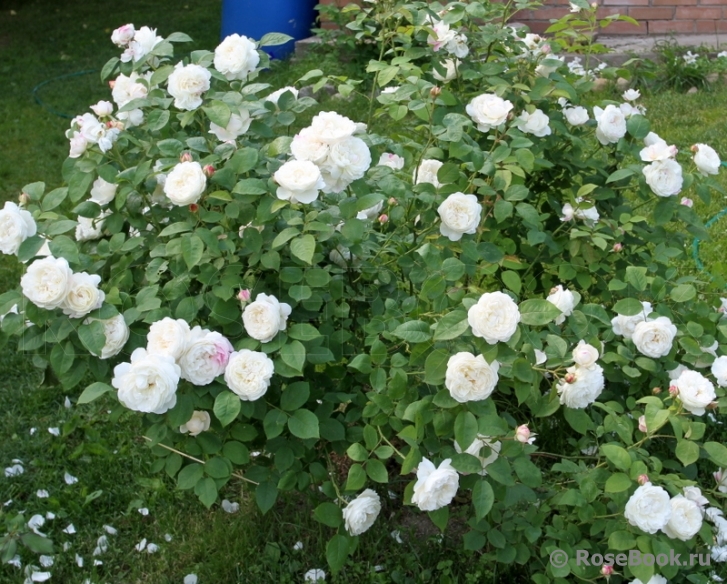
[1,1,727,582]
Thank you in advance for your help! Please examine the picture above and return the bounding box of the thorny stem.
[142,436,259,485]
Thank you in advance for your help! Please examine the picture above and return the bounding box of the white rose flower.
[427,20,456,51]
[640,142,677,163]
[0,201,37,255]
[467,291,520,344]
[563,198,599,226]
[75,214,106,242]
[563,106,589,126]
[466,94,513,133]
[164,161,206,206]
[147,317,191,361]
[61,272,105,318]
[642,159,683,197]
[242,293,292,343]
[214,34,260,81]
[711,356,727,387]
[342,489,381,536]
[209,111,251,142]
[21,256,73,310]
[414,159,443,187]
[644,132,666,147]
[611,301,653,339]
[557,364,605,408]
[432,59,460,83]
[112,348,180,414]
[291,128,330,165]
[445,34,469,58]
[675,369,716,416]
[437,193,481,241]
[593,105,627,145]
[309,111,357,144]
[535,56,564,77]
[682,485,709,509]
[224,350,275,401]
[454,436,501,475]
[624,483,672,534]
[274,160,326,204]
[572,340,599,368]
[121,26,163,63]
[662,495,703,540]
[111,72,148,108]
[356,200,383,221]
[632,316,677,358]
[117,108,144,129]
[546,285,576,325]
[693,143,721,176]
[84,314,129,359]
[180,411,211,437]
[167,63,212,111]
[445,352,499,403]
[89,177,117,205]
[111,24,135,47]
[90,100,113,117]
[622,89,641,101]
[514,109,551,137]
[265,86,299,105]
[179,327,234,386]
[411,458,459,512]
[377,153,405,170]
[320,136,372,193]
[68,132,88,158]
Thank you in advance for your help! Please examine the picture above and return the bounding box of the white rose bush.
[2,1,727,580]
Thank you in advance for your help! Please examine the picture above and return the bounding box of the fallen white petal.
[138,507,149,516]
[184,575,199,584]
[64,472,78,485]
[62,543,71,552]
[36,490,49,499]
[391,530,403,544]
[64,397,72,409]
[29,428,36,435]
[4,464,24,477]
[4,499,12,507]
[164,533,172,542]
[63,524,76,535]
[45,512,55,520]
[93,560,103,566]
[8,554,21,568]
[221,499,239,513]
[39,556,53,568]
[75,554,84,567]
[31,572,52,582]
[135,538,147,552]
[47,428,60,437]
[93,535,108,556]
[146,543,159,554]
[103,525,117,535]
[293,541,304,551]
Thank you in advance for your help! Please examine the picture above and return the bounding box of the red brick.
[524,7,574,20]
[601,20,643,33]
[652,0,697,5]
[595,7,622,18]
[676,6,721,17]
[717,19,727,30]
[603,0,649,4]
[699,0,727,5]
[695,19,717,32]
[648,19,696,32]
[521,22,550,34]
[629,7,675,19]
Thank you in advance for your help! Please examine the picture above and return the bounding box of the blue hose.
[691,160,727,273]
[32,70,98,119]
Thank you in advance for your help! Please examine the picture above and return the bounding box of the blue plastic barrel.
[220,0,318,60]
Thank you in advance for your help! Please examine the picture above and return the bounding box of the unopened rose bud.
[203,164,215,178]
[189,203,199,213]
[720,306,726,314]
[680,197,693,208]
[652,386,662,395]
[430,86,441,98]
[108,80,116,89]
[601,565,614,577]
[18,192,30,206]
[637,474,650,485]
[378,214,388,224]
[180,152,193,163]
[388,197,397,206]
[564,373,576,384]
[638,415,647,433]
[238,289,251,303]
[540,43,551,55]
[591,1,597,7]
[515,424,532,443]
[110,120,125,131]
[669,384,678,397]
[612,243,623,252]
[690,144,699,153]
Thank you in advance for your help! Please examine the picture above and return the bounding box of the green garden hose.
[691,160,727,273]
[32,69,98,119]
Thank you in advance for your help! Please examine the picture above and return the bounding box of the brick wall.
[317,0,727,35]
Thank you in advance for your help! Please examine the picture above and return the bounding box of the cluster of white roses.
[21,256,105,319]
[66,112,120,158]
[557,340,605,409]
[425,10,469,58]
[625,482,711,544]
[111,24,163,64]
[282,111,372,198]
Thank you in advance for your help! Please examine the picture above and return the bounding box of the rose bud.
[238,289,251,303]
[430,86,441,98]
[564,372,576,383]
[601,565,614,576]
[203,165,215,178]
[668,384,678,397]
[108,80,116,90]
[612,243,623,252]
[18,192,30,206]
[638,415,647,433]
[515,424,535,444]
[189,203,199,213]
[690,144,699,153]
[637,474,650,485]
[540,43,551,55]
[388,197,398,206]
[680,197,693,208]
[378,214,389,224]
[652,387,662,395]
[180,152,193,163]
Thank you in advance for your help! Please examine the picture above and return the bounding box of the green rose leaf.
[518,299,561,326]
[213,391,241,427]
[288,409,319,440]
